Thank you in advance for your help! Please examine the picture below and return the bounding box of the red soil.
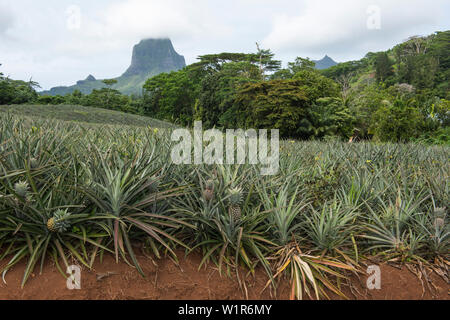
[0,250,448,300]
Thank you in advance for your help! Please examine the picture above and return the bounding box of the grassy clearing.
[0,104,175,128]
[0,109,448,299]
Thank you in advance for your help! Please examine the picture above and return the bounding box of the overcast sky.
[1,0,449,90]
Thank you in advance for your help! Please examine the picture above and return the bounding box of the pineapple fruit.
[46,217,57,232]
[203,179,215,201]
[228,187,243,221]
[433,207,447,229]
[47,209,71,233]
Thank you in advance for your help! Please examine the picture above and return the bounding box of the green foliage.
[37,88,140,114]
[143,69,198,126]
[371,99,425,142]
[102,79,118,87]
[198,61,259,128]
[36,95,66,105]
[306,97,354,139]
[320,58,370,80]
[292,70,340,102]
[191,50,281,77]
[85,88,130,111]
[415,126,450,146]
[271,57,317,79]
[349,83,392,138]
[0,69,39,105]
[235,80,309,137]
[235,71,340,138]
[375,52,395,84]
[143,49,282,128]
[289,57,317,73]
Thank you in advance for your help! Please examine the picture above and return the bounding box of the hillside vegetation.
[1,31,449,144]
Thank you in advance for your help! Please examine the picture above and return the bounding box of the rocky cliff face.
[42,38,186,96]
[122,38,186,77]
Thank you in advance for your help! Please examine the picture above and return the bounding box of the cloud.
[63,0,231,53]
[0,2,14,34]
[262,0,448,60]
[0,0,448,89]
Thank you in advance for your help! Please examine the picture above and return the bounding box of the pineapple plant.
[203,179,215,201]
[228,187,243,221]
[47,209,71,233]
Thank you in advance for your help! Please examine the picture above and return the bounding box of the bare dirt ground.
[0,250,448,300]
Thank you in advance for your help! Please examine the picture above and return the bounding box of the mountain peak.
[42,39,186,96]
[85,74,96,81]
[313,55,338,70]
[122,38,186,77]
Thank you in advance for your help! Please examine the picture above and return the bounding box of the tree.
[102,79,118,87]
[306,97,354,139]
[271,57,317,80]
[143,50,281,127]
[336,72,355,100]
[371,99,424,142]
[143,69,198,126]
[234,80,309,137]
[85,87,129,112]
[0,67,39,105]
[255,43,282,80]
[349,83,393,138]
[292,70,340,102]
[191,51,281,79]
[375,52,394,83]
[288,57,316,73]
[102,79,119,107]
[198,61,259,128]
[234,70,341,138]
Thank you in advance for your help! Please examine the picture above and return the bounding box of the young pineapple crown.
[14,181,29,198]
[29,157,39,169]
[205,179,215,190]
[228,187,243,205]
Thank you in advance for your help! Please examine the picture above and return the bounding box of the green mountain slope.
[320,30,449,98]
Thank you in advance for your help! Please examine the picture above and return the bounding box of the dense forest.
[1,31,449,144]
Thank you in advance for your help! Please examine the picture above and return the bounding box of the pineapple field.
[0,108,448,300]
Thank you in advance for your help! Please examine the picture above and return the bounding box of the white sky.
[0,0,449,90]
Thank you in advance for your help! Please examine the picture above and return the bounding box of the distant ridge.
[313,55,338,70]
[42,38,186,96]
